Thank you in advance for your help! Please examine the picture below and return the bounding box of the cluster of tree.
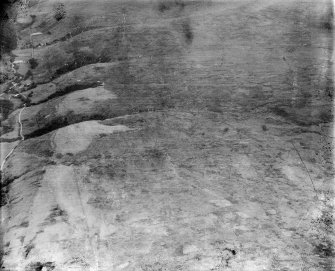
[0,0,17,58]
[53,2,66,21]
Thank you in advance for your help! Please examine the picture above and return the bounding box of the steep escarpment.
[1,0,334,270]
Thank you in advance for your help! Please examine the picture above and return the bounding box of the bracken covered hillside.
[0,0,334,270]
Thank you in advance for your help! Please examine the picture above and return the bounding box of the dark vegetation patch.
[181,20,193,44]
[0,72,9,84]
[24,244,34,258]
[102,115,148,129]
[42,47,68,79]
[322,21,332,31]
[113,84,181,116]
[25,261,55,271]
[144,148,166,160]
[55,153,63,159]
[51,49,112,79]
[320,5,333,31]
[310,202,335,270]
[319,110,333,123]
[53,2,66,21]
[24,70,33,80]
[45,24,129,78]
[1,175,15,188]
[25,112,109,139]
[0,133,17,142]
[34,81,101,105]
[206,98,223,113]
[19,135,54,157]
[141,262,169,271]
[313,239,334,258]
[28,58,38,69]
[0,99,13,119]
[325,78,334,98]
[37,20,47,29]
[19,221,29,228]
[42,26,181,81]
[87,194,116,209]
[42,205,68,225]
[2,163,47,189]
[271,106,333,126]
[0,0,17,58]
[0,1,11,21]
[25,116,70,139]
[158,0,185,12]
[55,51,108,77]
[0,186,10,207]
[313,205,334,235]
[45,25,101,46]
[88,160,127,179]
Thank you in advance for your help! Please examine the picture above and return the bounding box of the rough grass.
[0,99,13,119]
[0,1,334,270]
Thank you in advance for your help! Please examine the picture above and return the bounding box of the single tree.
[53,2,66,21]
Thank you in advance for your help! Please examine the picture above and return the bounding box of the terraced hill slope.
[0,0,334,270]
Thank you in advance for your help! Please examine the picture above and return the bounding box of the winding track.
[0,105,26,172]
[0,0,39,175]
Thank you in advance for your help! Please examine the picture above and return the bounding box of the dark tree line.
[0,0,18,58]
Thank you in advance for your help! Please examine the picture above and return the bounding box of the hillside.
[0,0,334,270]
